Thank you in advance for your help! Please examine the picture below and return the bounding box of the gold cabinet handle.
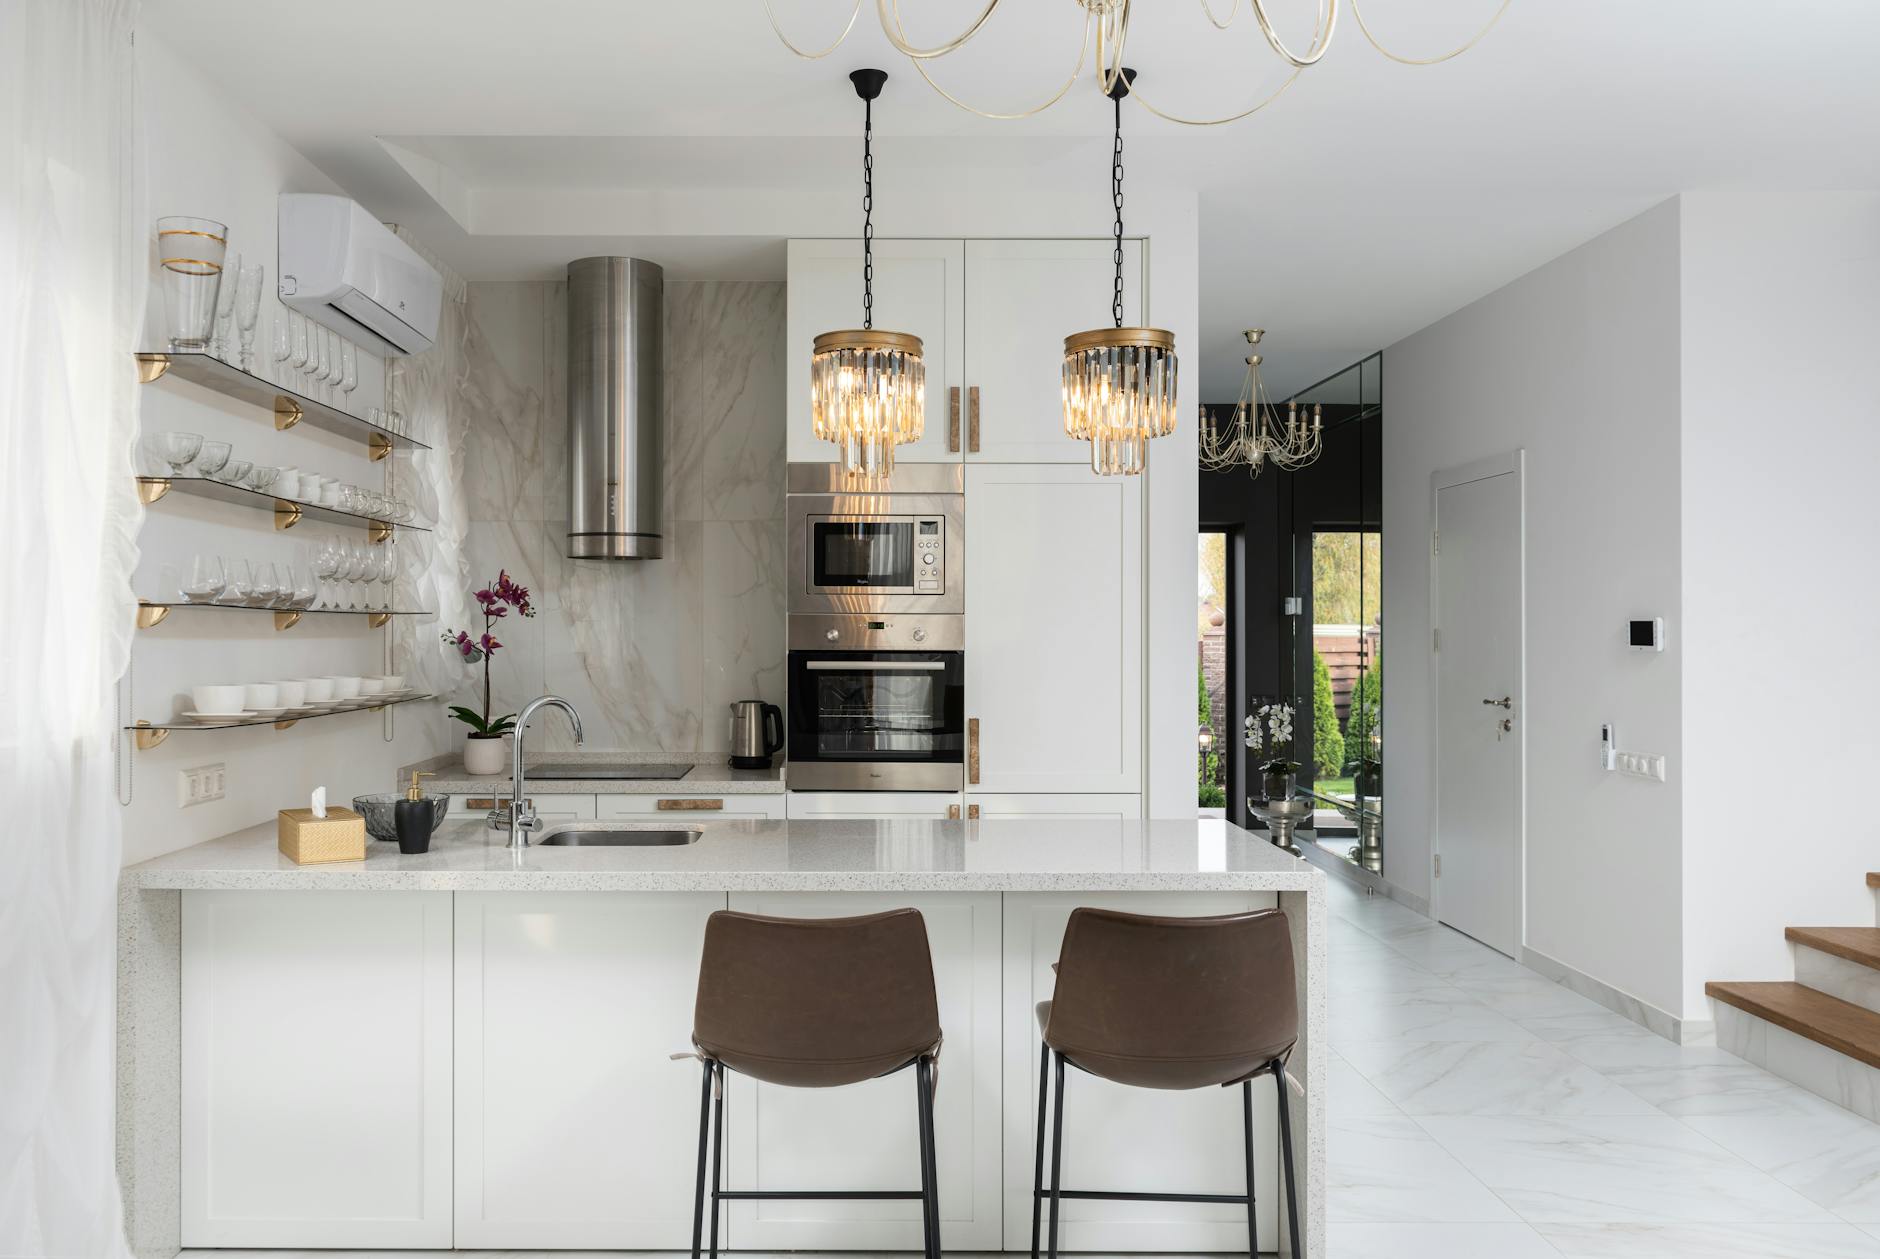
[967,804,980,820]
[948,386,961,453]
[947,804,960,820]
[968,385,981,453]
[968,717,980,785]
[656,798,724,811]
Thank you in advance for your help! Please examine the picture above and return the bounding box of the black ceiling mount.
[850,68,888,101]
[1106,66,1138,102]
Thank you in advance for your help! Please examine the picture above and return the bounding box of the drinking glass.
[312,538,341,610]
[272,307,292,371]
[287,563,318,610]
[340,339,358,404]
[212,249,240,362]
[246,465,279,494]
[235,263,263,371]
[248,561,280,607]
[219,458,252,486]
[312,328,330,394]
[219,557,253,605]
[158,217,227,351]
[192,441,231,479]
[289,311,309,371]
[180,554,225,604]
[378,538,398,610]
[154,431,202,474]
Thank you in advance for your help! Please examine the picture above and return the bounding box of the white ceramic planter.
[463,734,508,776]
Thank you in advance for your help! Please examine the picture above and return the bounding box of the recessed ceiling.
[146,0,1880,398]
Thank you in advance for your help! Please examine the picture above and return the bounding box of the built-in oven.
[785,614,964,791]
[787,462,963,616]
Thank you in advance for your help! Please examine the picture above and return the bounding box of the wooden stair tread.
[1787,927,1880,971]
[1705,981,1880,1071]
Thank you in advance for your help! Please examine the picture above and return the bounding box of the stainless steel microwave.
[786,463,963,616]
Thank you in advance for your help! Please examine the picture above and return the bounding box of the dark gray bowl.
[353,793,449,842]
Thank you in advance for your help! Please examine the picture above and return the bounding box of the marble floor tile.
[1331,987,1539,1045]
[1684,1109,1880,1222]
[1338,1040,1659,1117]
[1598,1057,1844,1117]
[1328,1114,1521,1223]
[1326,1221,1564,1258]
[1327,1051,1402,1118]
[1534,1221,1880,1258]
[1462,972,1611,1021]
[1516,1005,1665,1044]
[1418,1114,1837,1224]
[1546,1031,1746,1075]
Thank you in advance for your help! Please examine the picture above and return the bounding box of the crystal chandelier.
[764,0,1511,126]
[1063,70,1177,477]
[1198,329,1322,476]
[810,69,925,480]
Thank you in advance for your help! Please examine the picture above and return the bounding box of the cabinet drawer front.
[597,792,786,820]
[785,790,963,818]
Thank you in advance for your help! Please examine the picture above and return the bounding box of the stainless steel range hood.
[567,257,663,559]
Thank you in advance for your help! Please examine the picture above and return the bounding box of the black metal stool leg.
[915,1056,939,1259]
[1274,1061,1302,1258]
[708,1061,725,1259]
[1047,1050,1066,1259]
[1031,1038,1049,1259]
[691,1057,713,1259]
[1242,1078,1258,1257]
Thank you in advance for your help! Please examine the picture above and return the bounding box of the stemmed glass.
[340,339,358,412]
[272,307,292,379]
[192,441,231,479]
[378,538,398,611]
[290,311,310,376]
[235,263,263,372]
[212,250,240,362]
[313,537,342,610]
[154,431,203,475]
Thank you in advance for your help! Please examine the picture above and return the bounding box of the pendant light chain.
[862,94,875,330]
[1111,90,1125,329]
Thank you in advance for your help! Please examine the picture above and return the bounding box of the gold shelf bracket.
[368,432,393,461]
[367,612,392,628]
[367,519,393,544]
[132,720,169,751]
[135,601,170,630]
[136,477,172,505]
[135,354,171,384]
[273,396,303,431]
[273,499,303,531]
[272,610,303,632]
[273,719,299,731]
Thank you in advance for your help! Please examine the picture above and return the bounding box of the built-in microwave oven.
[786,463,963,616]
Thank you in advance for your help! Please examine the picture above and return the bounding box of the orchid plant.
[442,570,534,737]
[1244,701,1299,775]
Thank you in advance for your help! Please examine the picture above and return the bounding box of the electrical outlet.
[179,762,226,807]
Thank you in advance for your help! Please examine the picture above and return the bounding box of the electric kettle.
[728,700,784,770]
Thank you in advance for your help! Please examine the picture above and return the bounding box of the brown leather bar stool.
[687,907,944,1259]
[1031,907,1302,1259]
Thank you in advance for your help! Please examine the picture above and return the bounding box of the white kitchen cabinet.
[965,793,1142,821]
[965,464,1142,795]
[444,791,597,822]
[181,890,452,1249]
[963,239,1144,464]
[453,891,726,1249]
[786,238,964,464]
[786,790,965,819]
[1000,892,1281,1253]
[725,891,1003,1252]
[598,791,787,821]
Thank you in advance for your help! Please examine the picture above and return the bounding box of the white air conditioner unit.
[277,194,441,357]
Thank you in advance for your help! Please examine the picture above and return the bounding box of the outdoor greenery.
[1197,662,1226,807]
[1345,666,1381,773]
[1311,531,1380,625]
[1311,651,1344,778]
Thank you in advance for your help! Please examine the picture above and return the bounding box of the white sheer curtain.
[0,0,143,1255]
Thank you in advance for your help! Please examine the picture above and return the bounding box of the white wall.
[1382,200,1686,1017]
[1680,192,1880,1014]
[124,37,448,864]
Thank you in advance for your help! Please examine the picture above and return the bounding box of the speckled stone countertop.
[396,749,785,796]
[120,816,1324,894]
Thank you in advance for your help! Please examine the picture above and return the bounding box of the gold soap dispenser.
[394,771,436,855]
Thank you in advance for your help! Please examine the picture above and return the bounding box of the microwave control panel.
[914,517,945,593]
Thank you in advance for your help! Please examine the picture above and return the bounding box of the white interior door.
[1433,460,1524,957]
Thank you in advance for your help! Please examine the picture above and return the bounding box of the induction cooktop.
[526,763,694,781]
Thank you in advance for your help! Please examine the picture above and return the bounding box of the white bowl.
[272,680,308,708]
[191,684,246,715]
[242,683,279,710]
[298,677,336,703]
[325,675,362,699]
[357,678,386,696]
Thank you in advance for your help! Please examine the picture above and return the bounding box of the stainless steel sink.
[535,825,701,847]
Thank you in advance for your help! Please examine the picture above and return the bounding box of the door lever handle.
[1482,696,1512,709]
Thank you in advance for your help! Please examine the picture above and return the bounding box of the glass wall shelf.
[127,693,436,748]
[134,600,432,632]
[134,350,429,455]
[135,475,429,536]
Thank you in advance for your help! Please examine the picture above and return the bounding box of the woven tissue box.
[278,806,366,864]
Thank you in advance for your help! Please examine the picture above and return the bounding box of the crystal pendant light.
[810,68,925,481]
[1197,329,1323,477]
[1063,69,1178,476]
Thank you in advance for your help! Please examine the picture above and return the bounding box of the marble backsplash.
[449,279,785,759]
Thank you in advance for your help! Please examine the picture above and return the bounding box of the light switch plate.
[1616,752,1666,782]
[179,762,226,807]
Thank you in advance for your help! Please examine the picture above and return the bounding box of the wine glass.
[271,307,292,375]
[212,250,240,362]
[314,328,332,396]
[235,263,263,371]
[378,538,398,611]
[286,563,318,610]
[289,311,309,373]
[219,557,253,605]
[311,538,341,610]
[340,339,358,408]
[180,554,225,604]
[247,560,279,608]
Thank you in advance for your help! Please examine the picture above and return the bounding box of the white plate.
[181,710,257,721]
[250,707,288,718]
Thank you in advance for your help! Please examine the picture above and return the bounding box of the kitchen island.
[117,816,1324,1257]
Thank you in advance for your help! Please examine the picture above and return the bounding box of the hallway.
[1324,879,1880,1257]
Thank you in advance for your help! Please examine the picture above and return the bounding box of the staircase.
[1705,874,1880,1123]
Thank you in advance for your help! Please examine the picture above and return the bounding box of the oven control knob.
[911,628,927,643]
[824,628,840,642]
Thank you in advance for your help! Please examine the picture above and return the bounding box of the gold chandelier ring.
[763,0,863,59]
[1351,0,1512,66]
[1248,0,1338,67]
[1065,326,1175,354]
[814,328,925,356]
[877,0,1001,60]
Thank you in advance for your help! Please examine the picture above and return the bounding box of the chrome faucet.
[493,695,584,848]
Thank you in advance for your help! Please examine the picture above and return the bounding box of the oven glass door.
[811,518,914,589]
[787,651,964,764]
